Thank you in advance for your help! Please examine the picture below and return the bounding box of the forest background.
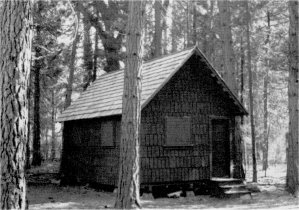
[24,0,289,175]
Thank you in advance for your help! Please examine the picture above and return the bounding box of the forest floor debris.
[27,162,298,209]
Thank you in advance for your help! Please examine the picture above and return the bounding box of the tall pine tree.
[0,1,32,208]
[115,0,146,208]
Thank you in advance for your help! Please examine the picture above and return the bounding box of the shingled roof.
[58,46,247,122]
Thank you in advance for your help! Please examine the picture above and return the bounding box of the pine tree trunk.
[44,128,49,160]
[92,10,99,82]
[218,0,237,95]
[192,1,197,45]
[171,1,177,53]
[51,90,56,161]
[240,34,246,174]
[186,1,191,47]
[263,11,271,176]
[218,0,244,179]
[0,1,32,209]
[154,0,162,57]
[114,1,145,208]
[162,0,169,55]
[202,0,214,59]
[32,1,43,165]
[64,11,80,109]
[82,13,93,90]
[245,0,257,183]
[60,10,80,182]
[286,0,299,197]
[31,58,42,166]
[26,74,33,170]
[240,35,245,122]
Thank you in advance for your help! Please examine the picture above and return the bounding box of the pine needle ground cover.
[27,163,298,209]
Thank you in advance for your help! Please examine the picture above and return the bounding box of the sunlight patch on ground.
[30,202,78,210]
[28,162,298,209]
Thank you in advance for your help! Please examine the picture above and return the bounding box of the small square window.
[165,116,192,146]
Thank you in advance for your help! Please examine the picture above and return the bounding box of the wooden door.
[211,119,230,177]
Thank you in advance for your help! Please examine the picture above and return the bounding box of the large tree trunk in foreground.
[245,0,257,183]
[286,0,299,197]
[0,1,32,209]
[114,1,145,208]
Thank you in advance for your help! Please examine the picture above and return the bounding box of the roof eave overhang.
[192,47,249,116]
[58,45,248,122]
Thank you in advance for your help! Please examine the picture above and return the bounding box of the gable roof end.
[58,46,247,122]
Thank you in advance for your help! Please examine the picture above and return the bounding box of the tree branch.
[77,1,108,40]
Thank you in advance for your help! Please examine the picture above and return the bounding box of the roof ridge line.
[95,46,197,78]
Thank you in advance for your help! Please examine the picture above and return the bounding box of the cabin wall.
[61,54,241,187]
[61,117,121,185]
[140,55,236,184]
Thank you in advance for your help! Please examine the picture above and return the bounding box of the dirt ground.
[27,162,298,209]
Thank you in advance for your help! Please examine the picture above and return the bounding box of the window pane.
[101,121,114,147]
[166,116,191,146]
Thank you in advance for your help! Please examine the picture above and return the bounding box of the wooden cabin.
[58,46,247,194]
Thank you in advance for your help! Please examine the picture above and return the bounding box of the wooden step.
[220,184,247,189]
[224,189,251,194]
[209,178,251,198]
[223,189,252,199]
[210,177,244,185]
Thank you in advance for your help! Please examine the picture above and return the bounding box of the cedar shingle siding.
[59,47,247,187]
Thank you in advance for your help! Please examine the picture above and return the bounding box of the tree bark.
[162,0,169,55]
[245,0,257,183]
[44,128,49,160]
[154,0,162,57]
[263,10,271,176]
[286,0,299,197]
[26,74,33,170]
[32,0,43,166]
[92,9,99,82]
[218,0,244,179]
[186,1,191,47]
[0,1,32,209]
[202,0,214,59]
[218,0,237,95]
[114,1,145,208]
[82,13,93,91]
[240,35,245,123]
[171,1,178,53]
[64,11,80,109]
[192,1,197,45]
[51,90,56,160]
[87,1,126,73]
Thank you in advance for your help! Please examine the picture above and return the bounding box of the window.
[101,121,115,147]
[165,116,192,146]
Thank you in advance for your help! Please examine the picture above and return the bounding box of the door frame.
[209,115,233,178]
